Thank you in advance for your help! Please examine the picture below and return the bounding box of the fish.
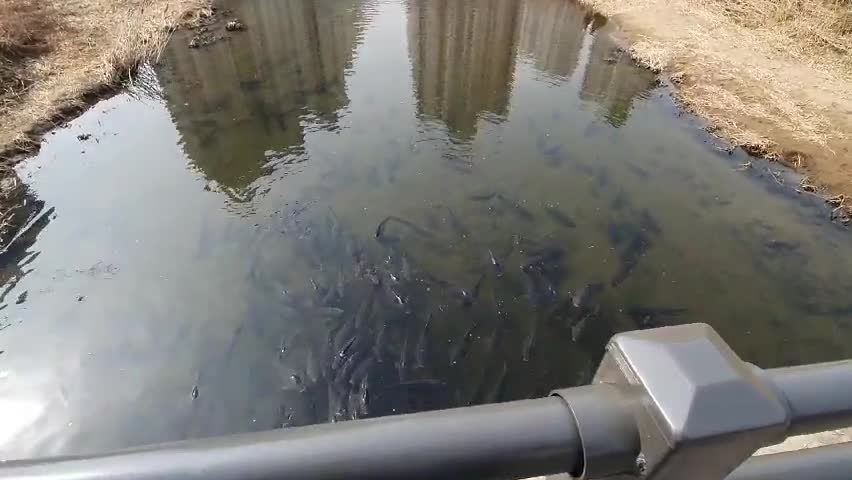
[522,318,538,362]
[638,210,662,235]
[456,274,485,307]
[191,385,199,400]
[544,205,577,228]
[354,290,376,330]
[468,192,498,201]
[336,349,367,386]
[497,195,534,222]
[444,207,469,237]
[376,234,402,248]
[522,247,564,273]
[305,348,322,384]
[414,314,432,368]
[487,249,505,278]
[332,317,357,351]
[610,191,629,211]
[611,233,651,287]
[358,375,370,417]
[572,305,600,341]
[332,336,357,370]
[396,331,410,377]
[572,283,605,309]
[480,361,508,404]
[625,306,686,328]
[348,356,375,386]
[373,321,387,362]
[375,216,435,240]
[387,287,406,307]
[450,323,477,365]
[400,255,413,281]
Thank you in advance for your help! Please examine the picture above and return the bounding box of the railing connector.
[588,324,792,480]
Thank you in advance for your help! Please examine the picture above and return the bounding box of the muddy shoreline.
[576,0,852,220]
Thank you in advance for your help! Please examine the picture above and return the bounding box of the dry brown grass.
[580,0,852,205]
[0,0,210,246]
[0,0,211,160]
[715,0,852,64]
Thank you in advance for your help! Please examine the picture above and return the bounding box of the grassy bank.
[0,0,210,243]
[580,0,852,213]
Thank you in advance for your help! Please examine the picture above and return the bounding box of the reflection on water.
[407,0,520,139]
[2,0,852,465]
[158,0,370,200]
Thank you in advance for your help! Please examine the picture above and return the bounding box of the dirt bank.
[0,0,211,243]
[579,0,852,211]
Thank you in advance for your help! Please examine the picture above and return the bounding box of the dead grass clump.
[712,0,852,68]
[0,1,59,105]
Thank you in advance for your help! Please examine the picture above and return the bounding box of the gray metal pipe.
[0,397,583,480]
[767,360,852,437]
[727,444,852,480]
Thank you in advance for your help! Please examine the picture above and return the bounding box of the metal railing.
[1,323,850,480]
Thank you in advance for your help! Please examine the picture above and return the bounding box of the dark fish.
[468,192,498,202]
[357,374,370,417]
[444,207,469,237]
[572,305,600,341]
[376,216,434,240]
[522,318,538,362]
[487,249,505,278]
[522,247,564,272]
[336,349,367,386]
[639,210,662,235]
[450,323,477,365]
[396,331,409,376]
[497,195,534,221]
[544,205,577,228]
[400,255,413,281]
[332,336,357,370]
[414,314,432,368]
[572,283,605,309]
[625,306,686,328]
[376,234,402,248]
[191,385,199,400]
[348,356,375,386]
[373,321,387,361]
[480,361,508,404]
[290,374,306,392]
[353,291,375,330]
[332,316,356,350]
[456,274,485,307]
[611,233,651,287]
[610,191,629,211]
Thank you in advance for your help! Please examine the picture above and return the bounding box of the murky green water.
[2,0,852,461]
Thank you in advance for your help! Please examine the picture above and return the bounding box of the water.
[2,0,852,461]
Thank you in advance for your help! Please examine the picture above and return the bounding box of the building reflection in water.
[406,0,521,140]
[516,0,591,80]
[578,23,657,127]
[158,0,369,200]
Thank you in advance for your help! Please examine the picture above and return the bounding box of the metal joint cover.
[592,324,792,480]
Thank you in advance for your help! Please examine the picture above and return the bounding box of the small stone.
[225,20,245,31]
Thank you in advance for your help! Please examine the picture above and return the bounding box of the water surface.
[2,0,852,461]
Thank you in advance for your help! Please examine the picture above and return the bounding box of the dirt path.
[579,0,852,211]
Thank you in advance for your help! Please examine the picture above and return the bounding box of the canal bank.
[577,0,852,215]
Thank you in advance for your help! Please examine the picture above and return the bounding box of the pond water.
[2,0,852,461]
